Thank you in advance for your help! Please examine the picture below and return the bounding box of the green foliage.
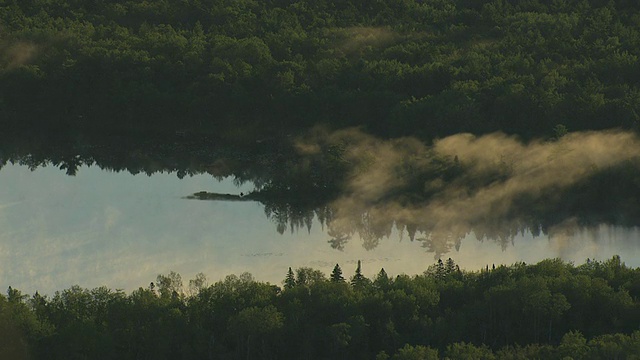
[374,268,392,291]
[553,124,569,140]
[229,305,284,358]
[2,0,640,140]
[5,258,640,358]
[284,267,296,289]
[351,260,371,290]
[331,263,346,283]
[156,271,183,299]
[187,272,208,297]
[295,267,326,287]
[559,331,588,359]
[393,344,439,360]
[445,342,495,360]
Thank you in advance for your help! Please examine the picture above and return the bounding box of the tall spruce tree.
[350,260,368,289]
[374,268,391,290]
[284,267,296,289]
[330,264,345,282]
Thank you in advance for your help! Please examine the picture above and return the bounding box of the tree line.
[1,0,639,141]
[3,256,640,359]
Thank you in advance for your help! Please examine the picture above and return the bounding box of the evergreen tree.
[445,258,456,275]
[284,267,296,289]
[351,260,369,289]
[436,259,446,280]
[374,268,391,291]
[330,263,345,283]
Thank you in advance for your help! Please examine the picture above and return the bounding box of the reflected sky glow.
[1,164,639,295]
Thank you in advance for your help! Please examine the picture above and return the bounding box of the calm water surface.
[1,164,639,294]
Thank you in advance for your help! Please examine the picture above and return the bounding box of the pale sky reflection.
[0,164,638,295]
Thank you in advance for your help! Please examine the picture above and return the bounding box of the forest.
[1,0,639,141]
[3,0,640,358]
[3,257,640,359]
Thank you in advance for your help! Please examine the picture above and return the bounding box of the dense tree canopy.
[3,257,640,359]
[1,0,639,140]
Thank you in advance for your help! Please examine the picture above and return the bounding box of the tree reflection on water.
[3,128,640,257]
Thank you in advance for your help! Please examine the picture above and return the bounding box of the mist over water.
[1,128,639,294]
[294,128,640,254]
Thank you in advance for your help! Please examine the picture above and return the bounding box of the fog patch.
[296,128,640,255]
[1,41,38,69]
[328,27,399,55]
[428,130,638,228]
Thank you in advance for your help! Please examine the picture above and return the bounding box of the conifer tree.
[436,259,446,280]
[330,264,345,282]
[374,268,391,290]
[284,267,296,289]
[350,260,368,289]
[445,258,456,275]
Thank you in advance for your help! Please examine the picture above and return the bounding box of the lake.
[2,163,639,295]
